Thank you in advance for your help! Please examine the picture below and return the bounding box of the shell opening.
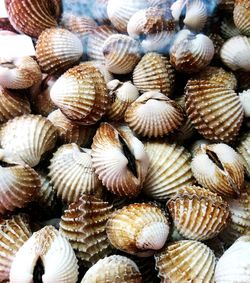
[33,257,44,283]
[206,149,224,171]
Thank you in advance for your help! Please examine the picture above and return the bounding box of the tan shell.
[81,255,142,283]
[0,114,57,167]
[49,143,102,204]
[237,131,250,177]
[155,240,216,283]
[239,89,250,118]
[91,123,149,197]
[9,225,79,283]
[60,194,113,266]
[234,1,250,36]
[125,91,185,138]
[143,141,194,200]
[167,185,230,240]
[106,203,169,256]
[133,52,175,96]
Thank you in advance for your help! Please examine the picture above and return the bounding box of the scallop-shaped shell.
[239,89,250,118]
[143,141,194,200]
[0,114,57,167]
[191,143,245,198]
[36,28,83,75]
[220,18,241,39]
[9,225,79,283]
[60,194,113,266]
[155,240,216,283]
[133,52,175,96]
[234,1,250,36]
[91,123,149,197]
[215,236,250,283]
[106,203,169,256]
[81,255,142,282]
[237,131,250,177]
[49,143,102,203]
[50,63,108,125]
[167,185,230,240]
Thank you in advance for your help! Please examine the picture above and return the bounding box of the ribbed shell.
[237,131,250,177]
[234,1,250,36]
[60,194,113,266]
[239,89,250,118]
[106,203,169,256]
[220,18,241,39]
[167,185,230,240]
[155,240,216,283]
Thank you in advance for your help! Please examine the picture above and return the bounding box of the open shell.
[237,131,250,177]
[233,0,250,36]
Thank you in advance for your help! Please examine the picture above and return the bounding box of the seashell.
[9,225,79,283]
[0,214,32,282]
[190,139,210,157]
[234,0,250,36]
[60,194,113,266]
[133,52,175,96]
[91,123,149,197]
[0,57,42,89]
[215,235,250,283]
[191,143,245,198]
[167,185,230,240]
[0,114,57,167]
[0,165,41,214]
[106,203,169,256]
[106,80,139,121]
[220,18,241,39]
[143,141,194,200]
[237,131,250,177]
[125,91,185,138]
[239,89,250,118]
[49,143,102,203]
[36,28,83,75]
[171,0,186,21]
[81,255,142,282]
[50,63,108,125]
[155,240,216,283]
[220,35,250,71]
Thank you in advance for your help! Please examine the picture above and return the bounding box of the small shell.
[9,225,79,283]
[155,240,216,283]
[239,89,250,118]
[167,185,230,240]
[237,131,250,177]
[91,123,149,197]
[60,194,113,266]
[106,203,169,256]
[81,255,142,283]
[234,1,250,36]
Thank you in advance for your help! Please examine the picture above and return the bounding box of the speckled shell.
[191,143,245,198]
[0,115,57,167]
[36,28,83,75]
[133,52,175,96]
[9,225,79,283]
[143,141,194,200]
[167,185,230,240]
[81,255,142,283]
[49,143,102,204]
[239,89,250,118]
[60,194,113,266]
[234,1,250,36]
[237,131,250,177]
[155,240,216,283]
[106,203,169,256]
[50,63,108,125]
[91,123,149,197]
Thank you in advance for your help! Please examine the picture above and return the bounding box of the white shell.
[239,89,250,117]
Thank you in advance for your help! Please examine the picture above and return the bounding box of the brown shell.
[237,131,250,177]
[234,1,250,36]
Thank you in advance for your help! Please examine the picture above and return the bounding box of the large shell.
[233,0,250,36]
[106,203,169,256]
[81,255,142,282]
[91,123,149,197]
[167,185,230,240]
[237,131,250,177]
[0,114,57,167]
[9,225,79,283]
[155,240,216,283]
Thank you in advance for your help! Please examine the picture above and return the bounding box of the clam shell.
[9,225,79,283]
[60,194,113,266]
[167,185,230,240]
[239,89,250,118]
[234,1,250,36]
[91,123,149,197]
[155,240,216,283]
[237,131,250,177]
[106,203,169,256]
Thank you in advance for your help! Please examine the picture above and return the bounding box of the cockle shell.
[234,0,250,36]
[91,123,149,197]
[167,185,230,240]
[60,194,113,266]
[49,143,102,203]
[133,52,175,96]
[106,203,169,256]
[155,240,216,283]
[237,131,250,177]
[143,141,194,200]
[239,89,250,119]
[0,114,57,167]
[191,143,245,198]
[9,225,79,283]
[36,28,83,75]
[81,255,142,282]
[50,63,108,125]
